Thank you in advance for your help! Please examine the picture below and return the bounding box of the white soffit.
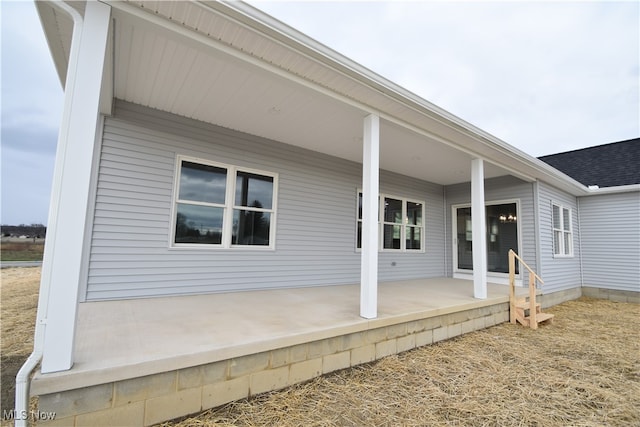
[35,2,76,87]
[113,11,367,164]
[110,3,517,185]
[31,0,578,189]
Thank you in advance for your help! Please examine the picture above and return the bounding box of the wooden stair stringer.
[508,250,555,330]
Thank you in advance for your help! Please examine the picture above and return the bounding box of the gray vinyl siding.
[378,173,445,281]
[444,176,537,283]
[579,191,640,292]
[537,181,581,293]
[86,101,445,300]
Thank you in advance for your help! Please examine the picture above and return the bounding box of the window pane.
[383,224,401,249]
[175,203,223,244]
[406,226,421,250]
[357,221,362,249]
[384,198,402,224]
[552,205,561,229]
[553,230,562,255]
[179,161,227,204]
[235,172,273,209]
[564,232,571,255]
[407,202,422,226]
[358,192,363,220]
[232,209,271,245]
[562,208,571,231]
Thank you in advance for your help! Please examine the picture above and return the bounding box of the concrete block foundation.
[36,301,512,426]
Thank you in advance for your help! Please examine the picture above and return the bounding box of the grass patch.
[0,242,44,261]
[0,268,40,420]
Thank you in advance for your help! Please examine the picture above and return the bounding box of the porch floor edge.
[31,278,523,395]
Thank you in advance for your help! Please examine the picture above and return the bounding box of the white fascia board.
[583,184,640,196]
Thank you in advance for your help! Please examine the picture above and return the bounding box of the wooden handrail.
[509,249,543,329]
[509,249,543,284]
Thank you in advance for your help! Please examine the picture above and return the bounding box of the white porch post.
[471,158,487,299]
[360,114,380,319]
[40,1,111,373]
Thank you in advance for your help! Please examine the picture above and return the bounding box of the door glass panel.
[456,203,519,274]
[486,203,518,273]
[456,207,473,270]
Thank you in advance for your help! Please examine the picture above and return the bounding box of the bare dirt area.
[1,268,638,426]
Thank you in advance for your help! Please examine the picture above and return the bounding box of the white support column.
[40,1,111,373]
[471,158,487,299]
[360,114,380,319]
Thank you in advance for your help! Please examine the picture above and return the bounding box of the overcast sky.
[1,1,638,226]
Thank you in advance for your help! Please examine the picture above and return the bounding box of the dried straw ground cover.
[165,299,639,427]
[0,267,39,418]
[0,268,638,426]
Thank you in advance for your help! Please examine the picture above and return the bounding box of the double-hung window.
[357,192,424,251]
[172,156,277,248]
[552,203,572,256]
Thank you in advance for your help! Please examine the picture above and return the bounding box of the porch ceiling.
[109,5,514,185]
[41,1,591,190]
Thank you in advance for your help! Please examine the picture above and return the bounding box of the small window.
[552,203,572,256]
[173,157,277,248]
[357,191,424,252]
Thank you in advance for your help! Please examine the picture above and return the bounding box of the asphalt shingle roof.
[538,138,640,188]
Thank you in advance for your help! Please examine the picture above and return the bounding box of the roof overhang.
[583,184,640,196]
[36,0,590,195]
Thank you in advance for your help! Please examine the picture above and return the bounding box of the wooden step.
[515,301,541,310]
[525,312,554,324]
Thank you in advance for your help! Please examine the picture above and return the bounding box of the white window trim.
[356,189,426,253]
[170,155,278,250]
[551,202,573,258]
